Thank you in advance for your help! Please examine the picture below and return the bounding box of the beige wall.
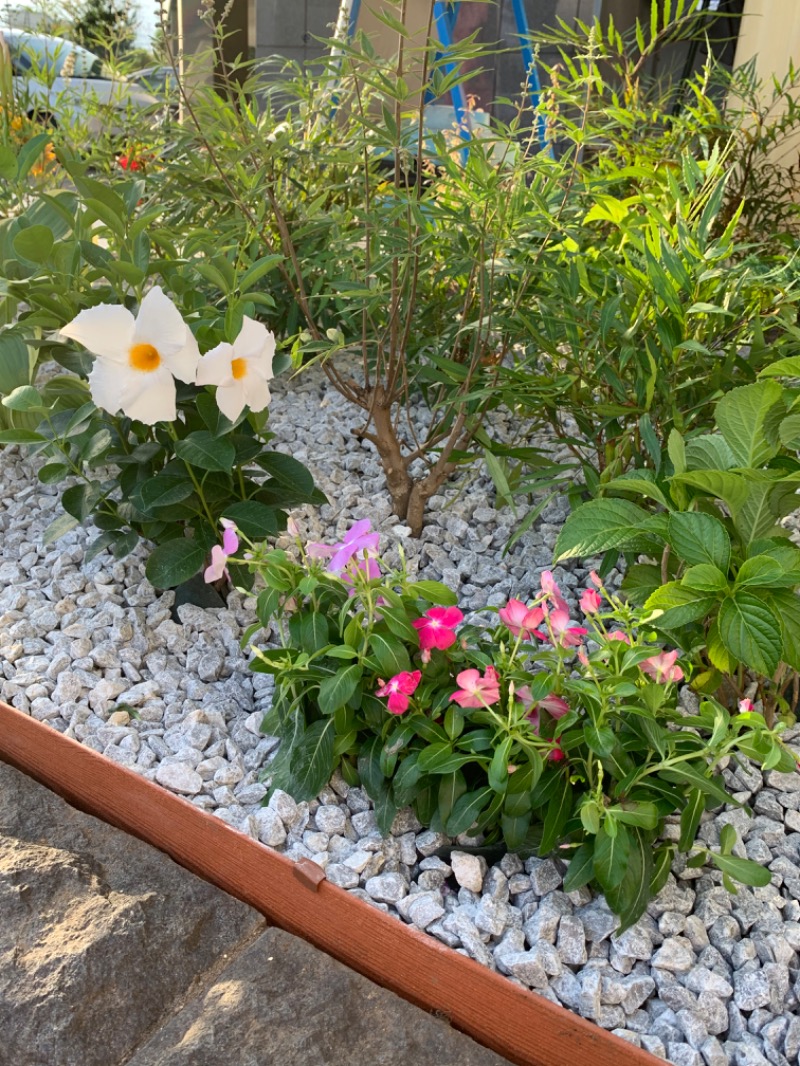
[734,0,800,167]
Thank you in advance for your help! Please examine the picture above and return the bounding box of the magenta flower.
[450,665,501,708]
[204,519,238,583]
[544,605,588,649]
[548,739,565,762]
[498,599,544,639]
[376,670,422,715]
[580,588,602,615]
[640,649,684,684]
[738,698,755,713]
[540,694,569,719]
[307,519,380,579]
[413,606,463,651]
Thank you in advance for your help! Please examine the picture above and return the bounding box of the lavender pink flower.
[203,519,238,583]
[640,649,684,684]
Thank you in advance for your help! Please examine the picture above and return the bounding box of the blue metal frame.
[432,0,471,163]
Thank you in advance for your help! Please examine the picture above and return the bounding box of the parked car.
[0,28,159,132]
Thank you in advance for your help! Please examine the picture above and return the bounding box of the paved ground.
[0,760,512,1066]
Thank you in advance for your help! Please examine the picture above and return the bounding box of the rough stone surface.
[0,761,264,1066]
[128,927,511,1066]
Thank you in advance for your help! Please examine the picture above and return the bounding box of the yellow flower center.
[231,357,247,380]
[129,343,161,372]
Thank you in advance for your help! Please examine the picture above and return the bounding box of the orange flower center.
[129,343,161,372]
[231,357,247,380]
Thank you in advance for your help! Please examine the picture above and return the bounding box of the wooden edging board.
[0,700,657,1066]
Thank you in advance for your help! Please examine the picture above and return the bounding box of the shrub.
[230,519,790,928]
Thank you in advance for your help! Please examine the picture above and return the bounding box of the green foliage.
[242,522,789,929]
[555,374,800,719]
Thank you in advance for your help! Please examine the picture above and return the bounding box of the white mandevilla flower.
[195,316,274,421]
[59,287,199,424]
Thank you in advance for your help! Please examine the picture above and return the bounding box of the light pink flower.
[376,670,422,715]
[413,606,463,651]
[580,588,602,615]
[589,570,603,588]
[738,698,755,713]
[607,631,630,644]
[545,605,588,649]
[450,665,501,708]
[515,685,534,710]
[640,649,684,684]
[498,598,544,639]
[203,519,239,582]
[540,570,569,610]
[577,646,590,668]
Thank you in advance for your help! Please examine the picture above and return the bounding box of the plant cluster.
[224,518,789,927]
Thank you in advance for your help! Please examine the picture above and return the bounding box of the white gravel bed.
[2,365,800,1066]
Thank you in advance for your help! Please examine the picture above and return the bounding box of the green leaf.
[554,499,652,562]
[715,381,784,467]
[643,582,717,629]
[0,145,17,181]
[290,718,336,800]
[684,434,737,471]
[405,580,459,606]
[717,592,783,675]
[668,429,686,476]
[601,471,669,509]
[562,842,595,892]
[593,823,630,891]
[650,845,674,897]
[778,412,800,450]
[439,769,467,827]
[41,511,80,545]
[174,431,235,472]
[660,763,737,808]
[416,742,474,775]
[539,773,572,855]
[134,473,194,513]
[145,538,207,589]
[681,565,729,593]
[370,632,412,677]
[611,801,660,830]
[61,482,102,521]
[300,612,329,653]
[223,501,279,539]
[488,737,512,793]
[446,786,494,836]
[256,452,315,495]
[709,852,772,887]
[238,254,285,291]
[318,665,362,715]
[735,556,784,589]
[671,471,749,514]
[762,589,800,671]
[1,385,44,411]
[606,827,652,930]
[719,823,737,855]
[37,461,70,484]
[668,512,730,570]
[13,224,54,264]
[678,788,705,851]
[760,356,800,378]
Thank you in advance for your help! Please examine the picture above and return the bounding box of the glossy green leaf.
[174,431,235,472]
[145,538,207,589]
[717,591,783,675]
[318,665,362,715]
[668,511,730,570]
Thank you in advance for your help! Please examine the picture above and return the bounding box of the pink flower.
[203,519,238,582]
[577,646,590,667]
[738,698,755,713]
[450,665,501,708]
[540,694,569,719]
[544,605,588,649]
[498,599,544,639]
[413,606,463,651]
[548,739,565,762]
[540,570,569,610]
[589,571,603,588]
[376,670,422,715]
[580,588,602,615]
[327,519,380,575]
[607,631,630,644]
[640,649,684,684]
[515,685,534,710]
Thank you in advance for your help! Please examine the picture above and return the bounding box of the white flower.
[59,287,199,424]
[195,316,274,422]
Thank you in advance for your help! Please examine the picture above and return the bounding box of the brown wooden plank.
[0,700,657,1066]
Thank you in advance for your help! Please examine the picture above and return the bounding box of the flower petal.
[204,545,227,583]
[164,328,200,384]
[115,363,177,423]
[242,373,271,414]
[60,304,135,362]
[196,343,236,387]
[214,382,247,422]
[234,317,274,370]
[133,286,191,360]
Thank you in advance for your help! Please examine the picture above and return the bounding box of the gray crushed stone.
[2,362,800,1066]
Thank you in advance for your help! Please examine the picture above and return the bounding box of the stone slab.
[127,925,512,1066]
[0,760,265,1066]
